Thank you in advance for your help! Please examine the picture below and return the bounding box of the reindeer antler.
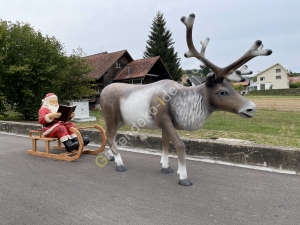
[239,65,252,75]
[199,38,209,68]
[227,65,253,81]
[181,13,272,82]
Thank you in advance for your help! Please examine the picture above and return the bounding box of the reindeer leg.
[161,129,173,174]
[105,149,115,161]
[105,123,127,172]
[104,132,115,162]
[156,116,192,186]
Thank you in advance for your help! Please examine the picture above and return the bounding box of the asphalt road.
[1,133,300,225]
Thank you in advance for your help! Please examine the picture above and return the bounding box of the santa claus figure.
[38,93,90,152]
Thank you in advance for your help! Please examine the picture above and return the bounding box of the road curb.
[1,121,300,173]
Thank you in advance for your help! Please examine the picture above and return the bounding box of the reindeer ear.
[205,73,216,87]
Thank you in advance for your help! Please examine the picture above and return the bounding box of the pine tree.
[144,11,182,81]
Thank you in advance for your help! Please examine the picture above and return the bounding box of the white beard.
[48,104,59,113]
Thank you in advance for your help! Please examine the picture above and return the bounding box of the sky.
[0,0,299,75]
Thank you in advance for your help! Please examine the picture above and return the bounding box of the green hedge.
[249,88,300,96]
[290,82,300,88]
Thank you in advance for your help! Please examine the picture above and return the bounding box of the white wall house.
[256,63,289,90]
[249,82,257,91]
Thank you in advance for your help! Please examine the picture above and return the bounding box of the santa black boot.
[63,139,79,152]
[71,137,90,146]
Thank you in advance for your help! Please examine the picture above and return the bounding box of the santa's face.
[48,97,59,112]
[49,98,58,106]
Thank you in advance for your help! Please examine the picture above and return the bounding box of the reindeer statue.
[100,13,272,186]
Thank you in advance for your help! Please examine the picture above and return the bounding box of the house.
[85,50,173,109]
[289,76,300,83]
[256,63,289,90]
[113,56,172,84]
[232,80,251,95]
[249,81,258,91]
[187,75,205,86]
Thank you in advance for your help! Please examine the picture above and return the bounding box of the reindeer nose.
[239,102,256,118]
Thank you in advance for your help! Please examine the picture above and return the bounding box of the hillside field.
[248,96,300,111]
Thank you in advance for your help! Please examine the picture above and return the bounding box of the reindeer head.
[202,73,256,117]
[181,13,272,118]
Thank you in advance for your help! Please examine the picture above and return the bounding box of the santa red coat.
[38,106,77,142]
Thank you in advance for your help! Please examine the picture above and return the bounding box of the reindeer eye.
[216,90,229,97]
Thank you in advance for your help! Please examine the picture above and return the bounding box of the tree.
[252,76,257,82]
[0,20,95,120]
[290,82,300,88]
[289,70,299,77]
[55,48,96,103]
[0,21,8,116]
[184,67,211,77]
[143,11,182,81]
[232,84,244,92]
[201,67,211,77]
[0,83,7,117]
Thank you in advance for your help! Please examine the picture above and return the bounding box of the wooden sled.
[28,124,107,161]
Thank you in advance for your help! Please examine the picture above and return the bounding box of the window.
[95,85,100,94]
[276,76,281,80]
[260,77,265,81]
[116,62,121,68]
[276,69,281,73]
[133,79,143,85]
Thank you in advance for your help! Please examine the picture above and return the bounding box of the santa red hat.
[42,93,57,103]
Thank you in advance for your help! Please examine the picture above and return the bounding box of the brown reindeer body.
[100,13,272,186]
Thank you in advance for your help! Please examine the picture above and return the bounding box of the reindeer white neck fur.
[100,13,272,186]
[169,87,210,130]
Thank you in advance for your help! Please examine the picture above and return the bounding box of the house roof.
[255,63,288,77]
[289,76,300,82]
[232,80,250,86]
[113,56,170,81]
[85,50,133,80]
[187,75,205,86]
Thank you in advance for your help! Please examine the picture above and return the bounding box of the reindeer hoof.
[116,165,127,172]
[178,179,193,186]
[162,166,173,174]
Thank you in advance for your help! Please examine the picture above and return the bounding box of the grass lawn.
[74,106,300,149]
[1,96,300,148]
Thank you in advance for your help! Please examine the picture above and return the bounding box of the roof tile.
[85,50,128,80]
[114,56,160,80]
[232,80,250,86]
